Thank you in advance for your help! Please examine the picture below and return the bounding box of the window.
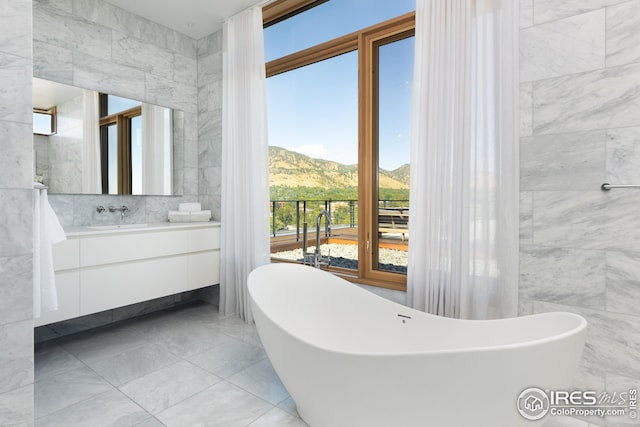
[265,0,415,290]
[99,93,142,194]
[33,107,56,135]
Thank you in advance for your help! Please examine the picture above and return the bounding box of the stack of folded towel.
[168,203,211,223]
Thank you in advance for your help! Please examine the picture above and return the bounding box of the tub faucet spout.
[313,210,331,268]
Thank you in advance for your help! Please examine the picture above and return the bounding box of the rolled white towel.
[178,202,202,212]
[190,210,211,222]
[168,210,191,223]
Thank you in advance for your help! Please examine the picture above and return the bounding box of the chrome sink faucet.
[108,205,129,219]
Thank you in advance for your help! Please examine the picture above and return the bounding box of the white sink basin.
[87,223,149,230]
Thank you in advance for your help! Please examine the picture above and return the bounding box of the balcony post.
[350,200,355,228]
[272,201,277,237]
[296,200,300,242]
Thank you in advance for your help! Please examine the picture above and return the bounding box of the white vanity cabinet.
[35,222,220,327]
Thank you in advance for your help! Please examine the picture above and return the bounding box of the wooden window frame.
[263,0,327,27]
[33,106,57,135]
[265,4,415,291]
[99,94,141,195]
[360,16,414,290]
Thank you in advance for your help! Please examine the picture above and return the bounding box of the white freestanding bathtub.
[248,263,587,427]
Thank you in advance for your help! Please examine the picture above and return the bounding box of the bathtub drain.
[397,314,412,324]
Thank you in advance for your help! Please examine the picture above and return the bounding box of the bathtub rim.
[248,263,588,357]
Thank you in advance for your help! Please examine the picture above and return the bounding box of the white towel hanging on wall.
[33,185,66,318]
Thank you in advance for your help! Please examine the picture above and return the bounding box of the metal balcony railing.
[269,199,409,239]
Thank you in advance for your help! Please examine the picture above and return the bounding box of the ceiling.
[33,78,83,109]
[103,0,266,40]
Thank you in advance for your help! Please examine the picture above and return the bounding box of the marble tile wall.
[0,0,34,424]
[520,1,640,425]
[34,134,50,184]
[196,31,223,221]
[32,0,217,228]
[47,93,82,194]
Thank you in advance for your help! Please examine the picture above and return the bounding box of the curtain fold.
[407,0,519,319]
[220,6,271,323]
[81,90,101,194]
[141,103,171,195]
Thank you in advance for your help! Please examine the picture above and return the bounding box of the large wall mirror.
[32,77,184,196]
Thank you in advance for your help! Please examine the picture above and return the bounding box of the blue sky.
[264,0,415,171]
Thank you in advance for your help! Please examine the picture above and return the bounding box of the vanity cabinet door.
[80,231,188,267]
[79,256,187,315]
[187,252,220,290]
[185,226,220,289]
[186,227,220,252]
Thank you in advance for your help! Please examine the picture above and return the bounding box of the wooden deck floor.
[270,226,408,253]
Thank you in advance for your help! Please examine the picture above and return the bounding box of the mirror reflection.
[32,78,181,196]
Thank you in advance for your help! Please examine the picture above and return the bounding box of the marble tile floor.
[34,302,308,427]
[34,301,599,427]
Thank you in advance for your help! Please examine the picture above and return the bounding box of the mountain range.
[269,146,409,189]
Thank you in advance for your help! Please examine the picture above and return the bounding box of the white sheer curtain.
[407,0,519,319]
[81,90,101,193]
[220,6,271,323]
[141,103,171,195]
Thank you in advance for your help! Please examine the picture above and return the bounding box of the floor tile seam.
[34,387,116,421]
[33,356,105,391]
[157,331,239,360]
[196,349,270,380]
[211,379,277,408]
[218,353,270,379]
[224,372,290,407]
[242,405,279,427]
[56,337,152,366]
[79,354,149,390]
[222,333,266,350]
[219,379,278,427]
[33,352,88,384]
[111,382,158,422]
[151,379,255,422]
[110,353,187,388]
[233,334,263,348]
[183,354,230,379]
[171,356,229,382]
[243,407,308,427]
[276,403,302,418]
[118,370,226,417]
[65,327,237,375]
[115,357,192,390]
[75,335,190,378]
[133,416,169,427]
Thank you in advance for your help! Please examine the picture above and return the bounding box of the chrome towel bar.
[601,183,640,191]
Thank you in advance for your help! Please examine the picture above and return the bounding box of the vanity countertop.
[64,221,221,237]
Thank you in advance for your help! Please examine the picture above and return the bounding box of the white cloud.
[286,144,327,159]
